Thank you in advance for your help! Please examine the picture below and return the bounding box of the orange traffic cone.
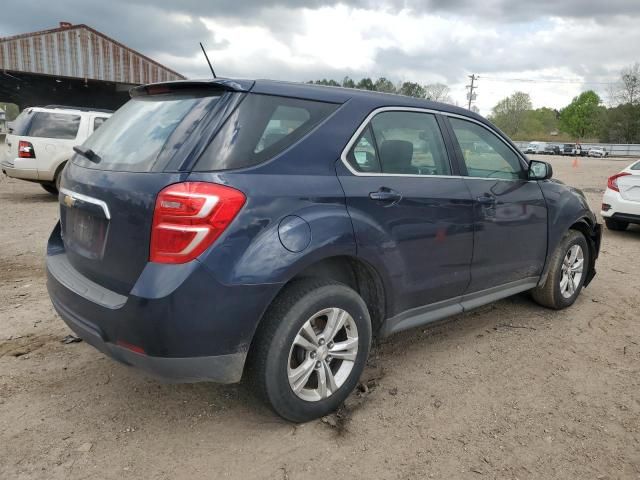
[572,157,579,168]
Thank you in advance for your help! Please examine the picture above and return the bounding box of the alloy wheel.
[287,308,359,402]
[560,244,584,299]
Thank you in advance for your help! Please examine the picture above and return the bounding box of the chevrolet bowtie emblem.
[63,195,76,208]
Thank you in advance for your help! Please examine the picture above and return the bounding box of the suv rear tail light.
[150,182,246,264]
[607,172,631,192]
[18,140,35,158]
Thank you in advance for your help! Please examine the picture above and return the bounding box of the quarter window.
[346,126,381,173]
[449,117,524,180]
[27,112,80,139]
[347,111,451,176]
[196,94,338,171]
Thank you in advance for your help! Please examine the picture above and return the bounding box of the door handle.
[476,194,496,205]
[369,188,402,203]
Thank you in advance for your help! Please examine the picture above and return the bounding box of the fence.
[514,141,640,157]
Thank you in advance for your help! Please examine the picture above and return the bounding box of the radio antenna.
[199,42,217,79]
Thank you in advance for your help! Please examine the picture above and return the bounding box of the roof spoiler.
[130,78,254,98]
[44,105,114,114]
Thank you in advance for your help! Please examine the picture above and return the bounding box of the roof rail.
[44,105,115,114]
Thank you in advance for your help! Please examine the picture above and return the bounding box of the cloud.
[1,0,639,114]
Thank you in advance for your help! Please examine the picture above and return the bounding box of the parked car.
[525,142,547,154]
[544,144,561,155]
[561,143,589,156]
[1,106,112,194]
[601,159,640,230]
[46,79,602,422]
[588,147,608,158]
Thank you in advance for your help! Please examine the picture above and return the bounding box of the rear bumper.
[609,212,640,224]
[51,293,246,383]
[1,158,39,181]
[602,188,640,219]
[46,223,282,383]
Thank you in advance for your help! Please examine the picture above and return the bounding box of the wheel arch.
[539,215,600,288]
[244,254,387,374]
[568,217,600,287]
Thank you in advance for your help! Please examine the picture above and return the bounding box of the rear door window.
[195,94,338,171]
[27,112,80,139]
[346,111,451,176]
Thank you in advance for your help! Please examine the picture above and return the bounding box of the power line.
[480,76,615,86]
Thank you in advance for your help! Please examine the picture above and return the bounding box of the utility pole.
[466,74,478,110]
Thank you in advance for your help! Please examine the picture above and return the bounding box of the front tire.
[248,279,372,422]
[605,217,628,231]
[532,230,589,309]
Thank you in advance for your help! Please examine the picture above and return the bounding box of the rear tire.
[532,230,589,310]
[605,217,628,231]
[40,183,58,195]
[247,279,371,423]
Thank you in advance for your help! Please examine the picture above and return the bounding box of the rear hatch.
[59,81,249,295]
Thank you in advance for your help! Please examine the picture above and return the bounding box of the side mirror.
[529,160,553,180]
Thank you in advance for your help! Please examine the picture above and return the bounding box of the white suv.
[1,106,112,194]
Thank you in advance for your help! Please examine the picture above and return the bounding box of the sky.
[1,0,639,115]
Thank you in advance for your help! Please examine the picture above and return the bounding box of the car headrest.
[380,140,414,172]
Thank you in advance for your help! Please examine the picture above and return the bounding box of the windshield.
[75,92,222,172]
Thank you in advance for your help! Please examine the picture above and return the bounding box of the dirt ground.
[1,149,639,480]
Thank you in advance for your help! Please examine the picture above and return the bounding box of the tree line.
[308,77,454,103]
[311,64,640,144]
[489,63,640,143]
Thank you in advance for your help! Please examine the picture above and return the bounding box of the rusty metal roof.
[0,23,186,84]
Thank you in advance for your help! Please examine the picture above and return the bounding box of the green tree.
[0,102,19,121]
[489,92,532,137]
[312,78,340,87]
[518,107,560,140]
[342,76,355,89]
[356,77,375,91]
[373,77,396,94]
[599,104,640,143]
[559,91,604,140]
[398,81,425,98]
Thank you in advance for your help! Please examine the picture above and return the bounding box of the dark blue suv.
[47,79,601,422]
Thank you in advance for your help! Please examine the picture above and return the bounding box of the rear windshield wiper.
[73,145,101,163]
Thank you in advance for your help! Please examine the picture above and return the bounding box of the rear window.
[28,112,80,139]
[195,94,338,171]
[8,109,35,135]
[631,161,640,171]
[75,93,220,172]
